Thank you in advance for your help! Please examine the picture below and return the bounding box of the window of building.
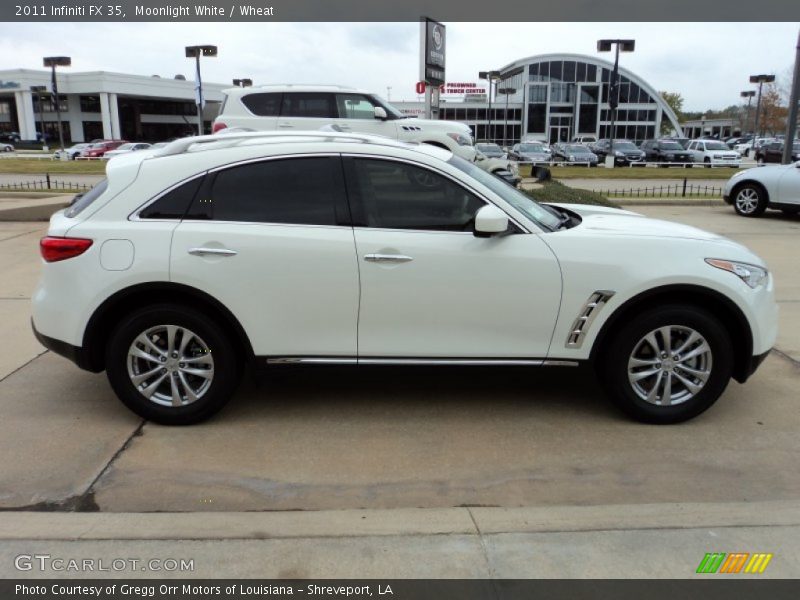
[79,95,101,113]
[347,158,484,232]
[187,157,343,225]
[527,104,547,134]
[576,62,587,82]
[587,64,597,82]
[549,61,563,82]
[563,61,576,82]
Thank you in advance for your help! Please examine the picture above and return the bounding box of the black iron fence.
[0,175,91,192]
[600,180,724,198]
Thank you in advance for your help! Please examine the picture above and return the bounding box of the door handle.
[188,247,238,257]
[277,123,294,128]
[364,253,413,263]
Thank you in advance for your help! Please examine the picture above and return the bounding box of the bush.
[524,180,621,209]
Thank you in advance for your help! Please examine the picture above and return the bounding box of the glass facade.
[429,55,675,145]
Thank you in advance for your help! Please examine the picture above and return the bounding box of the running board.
[265,357,580,367]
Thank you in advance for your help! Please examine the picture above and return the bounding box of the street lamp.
[740,90,755,135]
[42,56,71,151]
[749,74,775,140]
[232,78,252,87]
[497,87,516,148]
[185,45,218,136]
[597,39,635,164]
[478,70,501,143]
[30,85,48,151]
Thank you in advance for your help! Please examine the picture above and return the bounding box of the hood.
[406,117,471,134]
[575,211,733,243]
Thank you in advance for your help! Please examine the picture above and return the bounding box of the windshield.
[705,142,729,150]
[367,95,407,120]
[477,143,502,152]
[566,145,590,153]
[614,142,638,151]
[448,156,560,231]
[115,144,134,150]
[659,142,683,150]
[519,144,545,152]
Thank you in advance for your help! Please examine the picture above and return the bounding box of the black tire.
[105,304,242,425]
[597,305,734,424]
[732,182,768,217]
[704,158,712,168]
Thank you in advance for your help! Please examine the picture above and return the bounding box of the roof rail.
[152,130,400,158]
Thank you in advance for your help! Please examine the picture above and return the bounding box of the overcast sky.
[0,22,797,111]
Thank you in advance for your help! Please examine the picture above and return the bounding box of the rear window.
[280,93,335,118]
[139,176,203,220]
[240,92,282,117]
[64,179,108,218]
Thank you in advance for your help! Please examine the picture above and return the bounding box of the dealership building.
[1,53,682,146]
[395,53,684,146]
[0,69,226,143]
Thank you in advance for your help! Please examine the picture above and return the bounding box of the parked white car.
[214,84,477,162]
[686,140,741,167]
[103,143,152,159]
[54,143,91,160]
[1,142,13,152]
[32,131,777,425]
[734,137,775,157]
[723,160,800,217]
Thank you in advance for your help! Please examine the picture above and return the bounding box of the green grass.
[524,181,620,209]
[0,158,106,175]
[519,164,741,180]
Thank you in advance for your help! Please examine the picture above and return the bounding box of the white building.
[0,69,227,143]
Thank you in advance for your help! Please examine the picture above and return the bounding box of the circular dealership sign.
[432,25,443,50]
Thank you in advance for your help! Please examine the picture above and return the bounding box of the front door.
[777,164,800,206]
[343,156,562,358]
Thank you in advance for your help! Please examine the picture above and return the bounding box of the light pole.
[386,86,392,101]
[498,87,516,148]
[186,45,218,136]
[30,85,48,151]
[597,39,635,164]
[42,56,71,151]
[700,114,707,139]
[232,78,252,87]
[478,70,501,142]
[740,90,755,135]
[749,73,775,140]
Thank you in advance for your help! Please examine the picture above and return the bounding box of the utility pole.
[43,56,71,151]
[186,45,218,136]
[782,28,800,165]
[597,39,635,167]
[750,73,776,140]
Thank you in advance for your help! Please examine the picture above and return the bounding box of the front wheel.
[598,305,733,424]
[733,183,767,217]
[105,305,242,425]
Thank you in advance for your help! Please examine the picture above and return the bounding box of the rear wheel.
[105,305,242,425]
[732,183,767,217]
[704,157,712,168]
[598,305,733,424]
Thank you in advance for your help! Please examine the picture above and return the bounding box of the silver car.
[509,142,551,164]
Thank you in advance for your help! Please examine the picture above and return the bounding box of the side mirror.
[374,106,387,120]
[474,205,509,237]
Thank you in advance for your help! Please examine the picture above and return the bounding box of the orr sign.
[419,17,446,86]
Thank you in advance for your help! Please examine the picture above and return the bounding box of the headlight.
[706,259,768,289]
[446,132,472,146]
[614,150,624,157]
[568,155,575,161]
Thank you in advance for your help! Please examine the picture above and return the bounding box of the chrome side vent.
[566,290,615,348]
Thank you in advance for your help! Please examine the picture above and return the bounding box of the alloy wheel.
[735,188,760,214]
[627,325,713,406]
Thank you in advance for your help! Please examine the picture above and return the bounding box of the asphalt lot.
[0,204,798,515]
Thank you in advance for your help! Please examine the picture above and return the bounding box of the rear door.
[170,155,360,358]
[278,92,336,132]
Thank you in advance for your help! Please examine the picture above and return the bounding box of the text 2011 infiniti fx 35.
[32,132,778,425]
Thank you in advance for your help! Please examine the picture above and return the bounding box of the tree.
[659,91,684,134]
[757,83,788,136]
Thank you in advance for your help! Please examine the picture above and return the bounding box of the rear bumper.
[32,319,98,372]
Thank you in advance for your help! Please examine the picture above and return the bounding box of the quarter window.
[349,159,484,232]
[140,176,203,219]
[240,93,282,117]
[187,157,343,225]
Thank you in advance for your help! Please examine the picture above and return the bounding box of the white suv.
[214,84,477,161]
[686,140,741,167]
[32,131,777,425]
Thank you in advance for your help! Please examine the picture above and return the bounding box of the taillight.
[40,237,93,262]
[212,121,227,133]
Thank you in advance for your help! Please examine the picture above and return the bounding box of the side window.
[186,157,344,225]
[280,93,335,118]
[336,94,377,119]
[140,176,203,219]
[348,158,485,232]
[240,93,282,117]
